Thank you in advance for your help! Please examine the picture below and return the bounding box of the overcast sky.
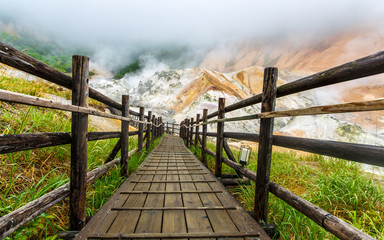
[1,0,383,69]
[1,0,383,45]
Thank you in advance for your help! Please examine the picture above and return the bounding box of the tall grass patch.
[189,141,384,239]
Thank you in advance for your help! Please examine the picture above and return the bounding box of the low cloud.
[0,0,383,70]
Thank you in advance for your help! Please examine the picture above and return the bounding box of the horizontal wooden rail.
[259,98,384,118]
[203,132,384,167]
[0,146,138,239]
[0,42,145,117]
[0,89,131,121]
[0,131,123,154]
[207,50,384,119]
[204,148,374,240]
[197,99,384,126]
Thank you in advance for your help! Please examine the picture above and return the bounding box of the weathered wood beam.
[146,111,152,152]
[137,107,145,152]
[0,131,121,154]
[215,98,225,177]
[0,89,131,122]
[104,139,121,164]
[69,55,89,230]
[120,95,129,177]
[254,67,278,222]
[220,132,384,167]
[259,98,384,118]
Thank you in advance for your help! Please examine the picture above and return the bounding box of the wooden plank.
[134,166,165,236]
[70,55,89,230]
[190,152,270,240]
[215,98,225,177]
[130,180,214,183]
[136,173,208,175]
[87,231,260,239]
[137,168,203,171]
[120,190,223,194]
[120,95,129,177]
[179,169,214,239]
[108,170,154,234]
[255,67,278,222]
[112,206,237,210]
[162,164,187,236]
[192,174,243,240]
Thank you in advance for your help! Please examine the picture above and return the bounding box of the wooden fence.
[180,51,384,240]
[0,42,176,238]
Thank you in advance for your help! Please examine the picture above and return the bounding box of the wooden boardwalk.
[75,136,270,239]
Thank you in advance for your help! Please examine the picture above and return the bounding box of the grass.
[188,141,384,239]
[0,75,163,239]
[0,75,105,110]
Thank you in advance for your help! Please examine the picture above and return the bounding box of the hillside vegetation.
[0,75,161,239]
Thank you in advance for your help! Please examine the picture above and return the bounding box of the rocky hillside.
[89,63,384,146]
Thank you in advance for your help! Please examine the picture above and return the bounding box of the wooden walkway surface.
[75,136,270,239]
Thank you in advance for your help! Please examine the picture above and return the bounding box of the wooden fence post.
[160,117,163,135]
[254,67,278,222]
[185,118,189,146]
[146,111,152,151]
[151,115,156,144]
[215,98,225,177]
[172,123,175,136]
[179,121,183,139]
[138,107,144,152]
[70,55,89,230]
[189,117,194,148]
[201,109,208,165]
[195,114,200,147]
[120,95,130,177]
[166,122,169,134]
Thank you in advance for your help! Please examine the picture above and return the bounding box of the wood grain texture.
[146,111,152,151]
[74,136,270,239]
[70,55,89,230]
[254,67,278,222]
[215,98,225,177]
[0,89,131,122]
[120,95,129,177]
[138,107,145,152]
[195,114,200,148]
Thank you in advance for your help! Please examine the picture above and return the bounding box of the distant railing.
[180,51,384,240]
[0,41,176,238]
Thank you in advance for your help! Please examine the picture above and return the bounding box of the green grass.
[188,141,384,239]
[0,75,163,239]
